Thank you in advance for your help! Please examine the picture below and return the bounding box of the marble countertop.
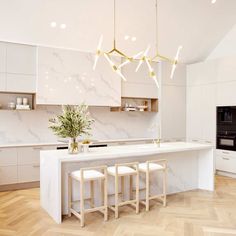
[0,138,154,148]
[41,142,213,163]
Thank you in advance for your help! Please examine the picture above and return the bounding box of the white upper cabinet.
[0,42,6,73]
[6,43,36,93]
[121,60,159,98]
[6,43,36,75]
[36,46,121,106]
[0,42,36,93]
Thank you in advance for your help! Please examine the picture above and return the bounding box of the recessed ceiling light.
[211,0,216,4]
[124,35,129,40]
[60,23,66,29]
[131,37,137,42]
[50,22,57,28]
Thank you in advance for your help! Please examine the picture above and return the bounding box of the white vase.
[82,144,89,153]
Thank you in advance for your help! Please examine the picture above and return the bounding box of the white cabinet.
[6,43,36,75]
[0,73,6,91]
[216,150,236,174]
[0,42,6,73]
[0,148,17,166]
[18,165,40,183]
[0,145,58,186]
[37,46,121,106]
[186,84,216,144]
[6,74,36,93]
[121,60,159,98]
[0,166,18,185]
[17,145,57,183]
[0,148,17,185]
[0,42,37,93]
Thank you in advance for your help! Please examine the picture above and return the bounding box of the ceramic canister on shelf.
[23,98,28,105]
[16,97,23,105]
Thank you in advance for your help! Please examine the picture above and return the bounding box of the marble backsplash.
[0,105,159,145]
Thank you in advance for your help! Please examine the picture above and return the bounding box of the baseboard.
[216,171,236,179]
[0,181,40,192]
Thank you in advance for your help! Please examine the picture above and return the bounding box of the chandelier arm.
[152,54,175,64]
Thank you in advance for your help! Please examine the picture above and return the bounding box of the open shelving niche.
[0,91,36,111]
[110,97,158,113]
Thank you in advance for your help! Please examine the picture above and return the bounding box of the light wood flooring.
[0,175,236,236]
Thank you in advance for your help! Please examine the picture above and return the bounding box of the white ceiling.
[0,0,235,64]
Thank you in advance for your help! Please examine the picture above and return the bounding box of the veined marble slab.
[40,142,214,224]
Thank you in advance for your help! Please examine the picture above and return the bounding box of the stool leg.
[80,180,85,227]
[146,171,150,211]
[68,175,72,217]
[115,175,119,219]
[129,175,133,200]
[135,173,139,214]
[104,177,108,221]
[121,176,125,201]
[163,169,167,207]
[90,180,94,208]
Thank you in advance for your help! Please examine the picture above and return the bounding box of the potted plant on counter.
[49,104,94,154]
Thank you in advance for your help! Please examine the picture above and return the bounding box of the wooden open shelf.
[0,91,36,111]
[110,97,158,113]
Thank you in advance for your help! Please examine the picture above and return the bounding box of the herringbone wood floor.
[0,175,236,236]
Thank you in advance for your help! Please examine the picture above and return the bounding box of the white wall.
[161,62,186,142]
[207,24,236,60]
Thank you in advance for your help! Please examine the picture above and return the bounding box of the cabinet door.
[121,60,159,98]
[37,46,121,106]
[0,73,6,91]
[0,42,6,73]
[6,74,36,93]
[0,166,18,185]
[18,165,40,183]
[186,84,216,144]
[6,43,36,75]
[18,146,57,165]
[0,148,17,166]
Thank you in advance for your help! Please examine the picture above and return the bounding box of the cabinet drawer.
[18,146,57,165]
[18,165,40,183]
[0,148,17,166]
[216,155,236,173]
[0,166,17,185]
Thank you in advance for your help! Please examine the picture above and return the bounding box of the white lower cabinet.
[0,145,58,186]
[216,150,236,174]
[17,146,57,183]
[0,166,18,185]
[18,165,40,183]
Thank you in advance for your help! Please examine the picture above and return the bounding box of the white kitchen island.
[40,142,214,224]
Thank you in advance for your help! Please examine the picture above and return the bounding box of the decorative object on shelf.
[16,97,23,105]
[49,104,94,154]
[93,0,182,87]
[23,98,28,105]
[8,102,16,110]
[81,139,91,153]
[111,97,158,113]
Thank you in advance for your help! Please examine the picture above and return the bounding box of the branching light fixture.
[93,0,183,87]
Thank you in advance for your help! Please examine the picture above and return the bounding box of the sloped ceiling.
[0,0,235,64]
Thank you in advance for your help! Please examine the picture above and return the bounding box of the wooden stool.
[138,159,167,211]
[68,166,108,227]
[107,162,139,219]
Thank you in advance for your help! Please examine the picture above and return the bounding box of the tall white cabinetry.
[187,60,217,145]
[36,46,121,106]
[0,42,36,93]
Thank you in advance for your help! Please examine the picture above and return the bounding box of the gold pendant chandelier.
[93,0,182,87]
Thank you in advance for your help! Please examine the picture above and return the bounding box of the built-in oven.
[217,134,236,151]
